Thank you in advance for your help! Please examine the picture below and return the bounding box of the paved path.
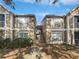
[24,51,52,59]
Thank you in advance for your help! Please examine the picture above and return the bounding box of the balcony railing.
[75,23,79,28]
[0,21,5,27]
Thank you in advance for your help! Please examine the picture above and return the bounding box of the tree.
[3,0,58,9]
[35,0,58,4]
[52,0,58,4]
[3,0,15,9]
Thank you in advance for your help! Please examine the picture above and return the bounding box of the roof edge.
[0,4,14,15]
[67,6,79,15]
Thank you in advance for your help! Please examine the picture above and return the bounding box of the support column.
[72,16,75,45]
[10,14,13,40]
[67,16,71,44]
[4,14,7,39]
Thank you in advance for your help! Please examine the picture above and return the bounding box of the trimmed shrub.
[12,38,33,48]
[0,37,33,49]
[0,36,4,48]
[3,38,11,48]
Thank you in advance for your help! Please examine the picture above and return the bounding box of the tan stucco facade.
[43,6,79,46]
[66,6,79,45]
[0,5,36,41]
[43,16,65,44]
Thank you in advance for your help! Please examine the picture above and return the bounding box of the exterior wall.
[43,7,79,45]
[43,16,65,44]
[13,15,36,41]
[13,30,35,40]
[66,7,79,45]
[66,15,74,45]
[0,5,36,41]
[36,26,44,44]
[45,30,51,44]
[70,7,79,15]
[42,19,46,43]
[6,14,13,39]
[0,5,13,39]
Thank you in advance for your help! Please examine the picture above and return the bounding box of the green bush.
[0,37,33,49]
[0,36,4,48]
[3,38,11,48]
[12,38,33,48]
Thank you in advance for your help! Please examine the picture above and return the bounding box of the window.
[19,31,28,38]
[74,16,79,28]
[50,32,62,42]
[18,17,27,29]
[51,18,63,29]
[0,14,5,27]
[75,16,79,22]
[77,18,79,22]
[54,22,61,28]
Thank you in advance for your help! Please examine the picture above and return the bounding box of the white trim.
[70,6,79,14]
[46,28,79,31]
[17,17,28,29]
[13,28,34,30]
[62,30,64,43]
[63,18,64,30]
[50,31,63,44]
[10,14,13,39]
[72,16,75,45]
[18,31,28,38]
[67,16,70,44]
[0,12,9,14]
[0,28,5,29]
[73,14,79,16]
[74,28,79,31]
[49,41,63,44]
[51,18,64,29]
[46,29,66,31]
[10,14,13,30]
[4,14,7,38]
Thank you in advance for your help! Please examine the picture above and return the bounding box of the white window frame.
[0,13,6,38]
[51,18,64,29]
[18,31,28,38]
[18,17,28,29]
[0,14,6,28]
[50,31,63,44]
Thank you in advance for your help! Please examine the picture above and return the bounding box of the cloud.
[35,12,50,16]
[15,0,35,3]
[59,0,79,5]
[15,0,79,7]
[15,0,55,5]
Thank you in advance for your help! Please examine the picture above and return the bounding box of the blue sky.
[0,0,79,25]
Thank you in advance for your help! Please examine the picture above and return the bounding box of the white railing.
[0,21,5,27]
[75,23,79,28]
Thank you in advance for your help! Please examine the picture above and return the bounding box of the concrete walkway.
[24,51,52,59]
